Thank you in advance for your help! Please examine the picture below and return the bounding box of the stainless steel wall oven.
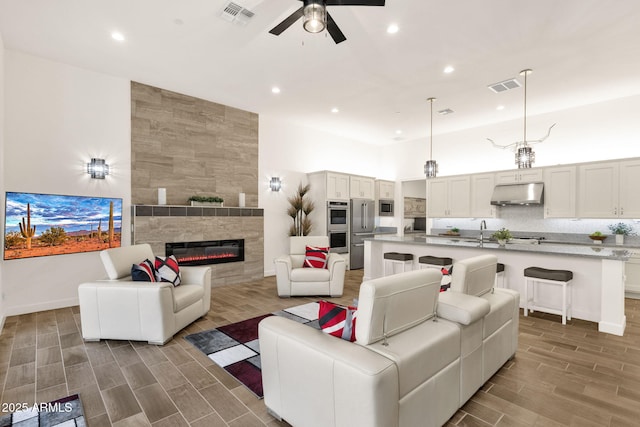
[327,201,348,253]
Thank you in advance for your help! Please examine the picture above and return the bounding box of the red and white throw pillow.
[155,255,182,286]
[303,245,329,269]
[318,300,357,342]
[131,259,157,282]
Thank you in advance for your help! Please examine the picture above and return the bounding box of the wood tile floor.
[1,270,640,426]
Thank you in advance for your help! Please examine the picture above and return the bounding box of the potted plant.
[491,228,512,245]
[188,196,224,207]
[608,222,635,245]
[588,231,607,243]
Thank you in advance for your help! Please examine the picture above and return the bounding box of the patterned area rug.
[0,394,85,426]
[185,302,320,398]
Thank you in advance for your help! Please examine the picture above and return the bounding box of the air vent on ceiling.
[438,108,454,115]
[221,2,255,25]
[488,78,521,93]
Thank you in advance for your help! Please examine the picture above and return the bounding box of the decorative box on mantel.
[131,204,264,287]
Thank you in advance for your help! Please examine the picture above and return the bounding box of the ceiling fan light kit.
[303,1,327,33]
[269,0,386,44]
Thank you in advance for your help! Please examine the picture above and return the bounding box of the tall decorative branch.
[287,183,314,236]
[18,203,36,250]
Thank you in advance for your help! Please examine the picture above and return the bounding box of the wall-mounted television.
[4,192,123,260]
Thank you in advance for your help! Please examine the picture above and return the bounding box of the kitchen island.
[364,235,632,336]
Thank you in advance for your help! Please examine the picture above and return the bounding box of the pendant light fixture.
[487,68,555,168]
[424,97,438,179]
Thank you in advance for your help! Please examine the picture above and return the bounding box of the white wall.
[258,116,384,276]
[382,95,640,180]
[0,34,5,325]
[1,51,130,315]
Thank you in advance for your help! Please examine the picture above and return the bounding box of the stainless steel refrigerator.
[350,198,375,269]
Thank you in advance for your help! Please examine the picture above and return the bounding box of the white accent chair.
[78,243,211,345]
[274,236,346,297]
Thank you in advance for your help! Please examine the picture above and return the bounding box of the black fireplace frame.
[165,239,245,266]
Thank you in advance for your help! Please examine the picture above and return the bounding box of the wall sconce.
[270,177,282,192]
[87,158,110,179]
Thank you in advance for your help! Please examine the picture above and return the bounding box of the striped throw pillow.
[318,300,357,342]
[131,259,157,282]
[303,246,329,269]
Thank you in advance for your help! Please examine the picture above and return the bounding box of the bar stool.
[383,252,414,276]
[495,263,506,288]
[524,267,573,325]
[418,256,453,290]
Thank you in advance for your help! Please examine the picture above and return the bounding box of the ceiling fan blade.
[326,12,346,44]
[269,6,304,36]
[326,0,385,6]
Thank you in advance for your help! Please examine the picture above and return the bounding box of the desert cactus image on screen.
[4,192,123,260]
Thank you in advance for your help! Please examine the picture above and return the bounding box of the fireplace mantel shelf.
[133,204,263,218]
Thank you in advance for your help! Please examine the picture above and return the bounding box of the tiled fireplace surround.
[131,82,264,286]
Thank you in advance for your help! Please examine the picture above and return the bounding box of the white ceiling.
[1,0,640,145]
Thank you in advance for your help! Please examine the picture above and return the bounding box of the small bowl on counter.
[589,234,608,244]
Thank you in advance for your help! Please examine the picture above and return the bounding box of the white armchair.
[78,243,211,345]
[274,236,346,297]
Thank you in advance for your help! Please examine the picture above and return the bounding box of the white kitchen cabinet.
[544,166,577,218]
[495,168,543,184]
[375,180,395,200]
[428,176,470,217]
[326,172,350,201]
[470,173,496,218]
[578,160,640,218]
[350,175,375,199]
[618,159,640,218]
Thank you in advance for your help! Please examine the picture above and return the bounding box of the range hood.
[490,182,544,206]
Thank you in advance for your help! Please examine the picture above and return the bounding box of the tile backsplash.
[432,205,640,245]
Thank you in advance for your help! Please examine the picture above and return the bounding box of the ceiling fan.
[269,0,386,44]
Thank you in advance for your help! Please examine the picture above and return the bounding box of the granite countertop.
[365,234,633,261]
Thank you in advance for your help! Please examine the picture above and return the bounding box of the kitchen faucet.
[479,220,487,245]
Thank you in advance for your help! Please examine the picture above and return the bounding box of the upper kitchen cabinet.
[375,180,395,200]
[326,172,350,201]
[577,160,640,218]
[309,171,350,201]
[495,168,543,184]
[428,176,471,217]
[618,160,640,218]
[544,166,577,218]
[470,173,497,218]
[350,175,375,199]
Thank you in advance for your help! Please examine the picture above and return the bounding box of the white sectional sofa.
[259,254,519,427]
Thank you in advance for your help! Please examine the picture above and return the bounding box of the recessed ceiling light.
[395,129,402,135]
[271,87,281,94]
[387,24,399,34]
[331,107,339,113]
[443,65,455,74]
[111,31,125,42]
[496,105,505,111]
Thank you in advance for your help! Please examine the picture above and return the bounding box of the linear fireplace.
[165,239,245,266]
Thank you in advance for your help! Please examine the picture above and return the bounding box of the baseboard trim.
[4,297,80,317]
